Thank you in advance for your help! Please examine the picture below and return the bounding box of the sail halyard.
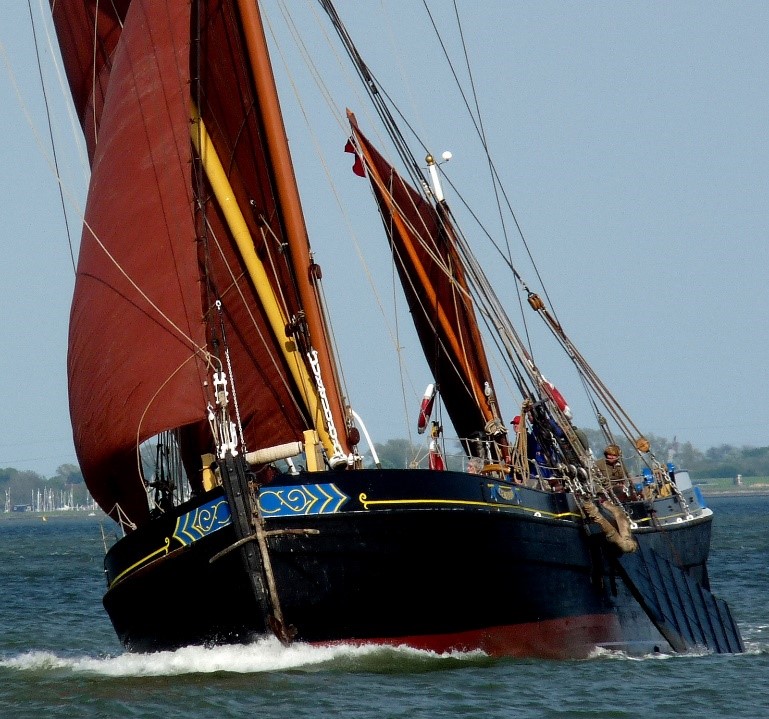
[348,117,506,453]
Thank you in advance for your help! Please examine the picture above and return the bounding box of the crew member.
[594,444,630,498]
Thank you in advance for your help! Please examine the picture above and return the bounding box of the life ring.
[417,383,436,434]
[542,379,572,420]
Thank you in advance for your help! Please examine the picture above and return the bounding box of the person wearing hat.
[594,444,628,495]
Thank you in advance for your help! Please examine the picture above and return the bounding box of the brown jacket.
[594,457,627,486]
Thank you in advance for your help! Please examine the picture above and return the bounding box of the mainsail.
[349,117,504,449]
[51,0,352,525]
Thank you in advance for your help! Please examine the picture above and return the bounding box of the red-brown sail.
[51,0,351,526]
[349,117,501,444]
[47,1,128,161]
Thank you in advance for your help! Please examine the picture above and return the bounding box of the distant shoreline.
[0,510,107,521]
[698,488,769,498]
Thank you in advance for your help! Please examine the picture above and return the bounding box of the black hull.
[102,469,730,658]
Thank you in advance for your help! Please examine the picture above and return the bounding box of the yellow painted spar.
[189,105,334,464]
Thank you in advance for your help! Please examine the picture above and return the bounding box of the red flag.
[344,139,366,177]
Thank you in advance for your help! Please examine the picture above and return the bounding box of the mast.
[235,0,351,464]
[190,107,345,467]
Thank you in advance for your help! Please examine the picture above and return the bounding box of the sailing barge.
[48,0,742,658]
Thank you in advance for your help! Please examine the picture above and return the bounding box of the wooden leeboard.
[615,543,744,654]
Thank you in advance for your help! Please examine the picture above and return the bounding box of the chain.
[307,349,346,464]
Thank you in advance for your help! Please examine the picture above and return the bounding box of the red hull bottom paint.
[320,614,623,660]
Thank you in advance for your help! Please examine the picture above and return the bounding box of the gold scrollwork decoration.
[173,499,231,546]
[259,484,347,515]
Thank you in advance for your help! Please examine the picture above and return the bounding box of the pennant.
[344,139,366,177]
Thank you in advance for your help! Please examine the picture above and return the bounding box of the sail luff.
[365,157,488,412]
[435,202,501,418]
[234,0,351,459]
[48,1,127,160]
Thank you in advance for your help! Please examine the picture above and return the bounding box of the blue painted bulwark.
[258,483,349,516]
[173,498,232,546]
[169,483,349,550]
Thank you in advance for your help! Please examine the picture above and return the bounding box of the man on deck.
[594,444,629,497]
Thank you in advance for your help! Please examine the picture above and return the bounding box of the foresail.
[349,117,502,446]
[54,1,205,524]
[52,0,352,525]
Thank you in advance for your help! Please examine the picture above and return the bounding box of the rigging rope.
[25,1,77,272]
[268,1,422,450]
[315,0,653,465]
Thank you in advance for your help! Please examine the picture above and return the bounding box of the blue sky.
[2,1,768,477]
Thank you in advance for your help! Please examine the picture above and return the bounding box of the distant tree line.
[371,434,769,480]
[577,430,766,480]
[0,463,89,508]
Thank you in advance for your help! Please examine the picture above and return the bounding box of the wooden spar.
[190,106,340,464]
[350,123,495,426]
[235,0,351,458]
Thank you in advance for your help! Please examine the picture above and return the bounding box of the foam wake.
[0,637,488,676]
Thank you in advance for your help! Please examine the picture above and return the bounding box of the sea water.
[1,495,767,719]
